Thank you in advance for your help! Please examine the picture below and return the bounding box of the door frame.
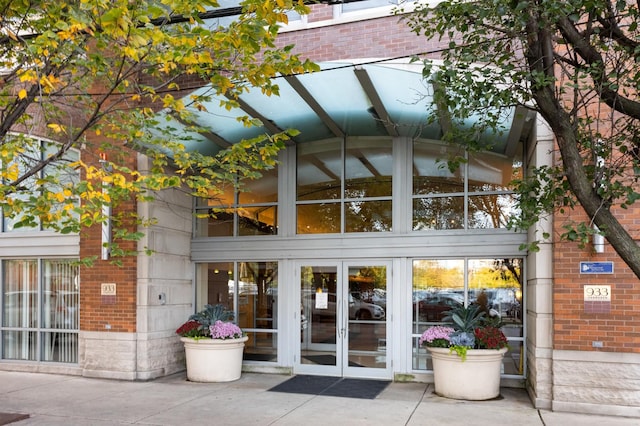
[294,260,392,379]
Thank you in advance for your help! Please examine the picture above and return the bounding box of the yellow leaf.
[47,123,66,134]
[18,89,27,99]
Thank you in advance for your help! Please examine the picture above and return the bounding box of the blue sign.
[580,261,614,274]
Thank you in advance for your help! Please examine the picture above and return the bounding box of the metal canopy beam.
[284,75,345,138]
[169,112,232,150]
[227,94,296,146]
[505,105,536,157]
[354,67,399,137]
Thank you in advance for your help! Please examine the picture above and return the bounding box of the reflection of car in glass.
[3,290,78,329]
[303,292,385,321]
[414,293,463,322]
[357,289,387,310]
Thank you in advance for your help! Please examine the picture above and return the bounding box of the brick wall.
[79,140,138,333]
[553,205,640,353]
[277,11,445,62]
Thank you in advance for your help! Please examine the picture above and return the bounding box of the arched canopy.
[157,60,535,157]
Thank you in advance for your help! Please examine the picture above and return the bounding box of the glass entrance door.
[296,262,390,379]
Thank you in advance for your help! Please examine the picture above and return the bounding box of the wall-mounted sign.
[584,284,611,314]
[580,261,614,274]
[101,283,117,296]
[584,285,611,302]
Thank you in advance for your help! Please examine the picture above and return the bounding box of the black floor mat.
[303,355,364,367]
[244,353,276,362]
[268,375,390,399]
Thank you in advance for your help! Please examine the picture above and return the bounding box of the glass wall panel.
[42,260,79,330]
[194,164,278,237]
[2,331,36,360]
[297,138,392,234]
[297,139,342,201]
[468,151,522,192]
[413,142,463,195]
[1,259,78,363]
[297,203,340,234]
[468,193,518,229]
[412,196,464,230]
[412,259,464,329]
[345,200,392,232]
[345,138,392,198]
[200,210,234,237]
[468,258,523,327]
[196,261,278,363]
[238,206,277,236]
[42,332,78,363]
[412,258,524,375]
[3,260,38,328]
[195,262,234,313]
[412,259,464,371]
[238,167,278,204]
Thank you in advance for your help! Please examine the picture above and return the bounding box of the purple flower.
[209,320,243,339]
[419,325,455,347]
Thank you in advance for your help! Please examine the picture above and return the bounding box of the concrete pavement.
[0,371,638,425]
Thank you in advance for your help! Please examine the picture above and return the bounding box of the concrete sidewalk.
[0,371,638,425]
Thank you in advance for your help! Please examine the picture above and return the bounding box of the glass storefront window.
[297,139,342,201]
[345,138,392,198]
[413,142,464,196]
[412,258,524,375]
[3,138,80,233]
[1,259,79,363]
[297,203,340,234]
[345,200,392,232]
[296,137,393,234]
[196,261,278,363]
[413,196,464,230]
[194,166,278,237]
[413,141,521,230]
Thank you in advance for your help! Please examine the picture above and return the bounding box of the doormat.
[303,355,364,367]
[268,375,390,399]
[244,353,276,362]
[0,412,29,425]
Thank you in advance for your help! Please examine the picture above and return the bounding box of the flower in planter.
[209,320,243,339]
[176,304,243,340]
[419,325,455,348]
[420,304,508,360]
[474,326,508,349]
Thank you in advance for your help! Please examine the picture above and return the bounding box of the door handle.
[343,299,348,339]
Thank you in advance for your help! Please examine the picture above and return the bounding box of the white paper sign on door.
[315,292,328,309]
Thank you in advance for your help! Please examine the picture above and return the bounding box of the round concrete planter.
[427,346,508,400]
[181,336,248,382]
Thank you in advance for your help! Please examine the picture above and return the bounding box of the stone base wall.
[135,332,185,380]
[526,345,552,410]
[552,350,640,417]
[79,331,138,380]
[79,331,185,380]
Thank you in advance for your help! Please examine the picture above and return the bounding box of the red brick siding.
[553,205,640,353]
[79,140,138,333]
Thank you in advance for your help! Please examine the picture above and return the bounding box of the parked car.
[303,292,386,321]
[413,293,463,322]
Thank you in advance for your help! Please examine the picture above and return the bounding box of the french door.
[296,261,391,379]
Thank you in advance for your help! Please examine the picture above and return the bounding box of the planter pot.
[180,336,248,382]
[427,346,508,400]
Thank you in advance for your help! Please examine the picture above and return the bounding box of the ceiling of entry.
[157,60,535,157]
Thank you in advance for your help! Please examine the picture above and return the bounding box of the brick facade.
[79,141,139,334]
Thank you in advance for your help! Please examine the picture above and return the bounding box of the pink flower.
[419,325,455,347]
[209,320,243,339]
